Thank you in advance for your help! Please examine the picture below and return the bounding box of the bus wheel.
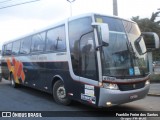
[10,75,19,88]
[53,80,71,105]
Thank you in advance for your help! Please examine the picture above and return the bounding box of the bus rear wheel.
[53,80,71,105]
[10,75,19,88]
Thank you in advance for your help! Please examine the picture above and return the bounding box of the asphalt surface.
[148,83,160,96]
[0,79,160,120]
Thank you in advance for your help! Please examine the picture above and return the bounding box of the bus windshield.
[95,15,148,78]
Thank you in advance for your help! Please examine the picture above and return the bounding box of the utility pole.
[113,0,118,16]
[67,0,75,17]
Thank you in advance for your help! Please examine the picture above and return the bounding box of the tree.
[150,11,160,24]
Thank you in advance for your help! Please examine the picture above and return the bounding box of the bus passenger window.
[46,25,66,52]
[5,43,12,55]
[3,45,7,56]
[20,37,31,54]
[12,40,20,55]
[31,32,45,52]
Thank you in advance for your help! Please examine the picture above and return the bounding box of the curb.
[147,93,160,97]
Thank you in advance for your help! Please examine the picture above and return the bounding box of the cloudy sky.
[0,0,160,49]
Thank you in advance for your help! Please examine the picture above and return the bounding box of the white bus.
[1,13,159,107]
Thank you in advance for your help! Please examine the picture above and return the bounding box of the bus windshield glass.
[95,15,148,78]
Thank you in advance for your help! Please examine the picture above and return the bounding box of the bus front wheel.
[53,80,71,105]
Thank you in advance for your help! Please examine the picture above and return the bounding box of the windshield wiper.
[126,42,137,59]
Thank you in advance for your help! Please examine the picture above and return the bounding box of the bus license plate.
[130,94,138,99]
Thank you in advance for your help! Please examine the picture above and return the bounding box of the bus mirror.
[92,22,109,46]
[142,32,160,50]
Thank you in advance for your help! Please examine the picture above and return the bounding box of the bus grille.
[118,82,145,91]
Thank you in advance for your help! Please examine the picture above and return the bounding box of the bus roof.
[68,13,135,23]
[3,13,135,45]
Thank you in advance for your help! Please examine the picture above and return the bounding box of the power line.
[0,0,40,9]
[0,0,14,4]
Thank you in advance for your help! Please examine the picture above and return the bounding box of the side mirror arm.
[92,22,109,45]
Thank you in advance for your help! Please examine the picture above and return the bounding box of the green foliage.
[150,11,160,23]
[131,11,160,61]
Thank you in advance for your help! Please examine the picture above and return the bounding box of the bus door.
[79,32,98,82]
[69,17,99,102]
[78,32,99,105]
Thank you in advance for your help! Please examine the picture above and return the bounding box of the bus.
[1,13,159,107]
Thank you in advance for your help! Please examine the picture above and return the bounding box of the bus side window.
[5,43,12,56]
[31,32,46,52]
[2,45,7,56]
[20,37,31,54]
[46,25,66,52]
[12,40,21,55]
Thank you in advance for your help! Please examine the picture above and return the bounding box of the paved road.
[149,83,160,95]
[0,79,160,120]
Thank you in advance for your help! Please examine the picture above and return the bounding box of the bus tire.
[10,75,19,88]
[53,80,71,105]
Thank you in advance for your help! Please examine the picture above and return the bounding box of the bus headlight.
[103,83,119,90]
[145,80,150,85]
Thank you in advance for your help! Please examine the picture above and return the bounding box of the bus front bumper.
[98,84,150,107]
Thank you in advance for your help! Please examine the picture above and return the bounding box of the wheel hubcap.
[57,86,66,99]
